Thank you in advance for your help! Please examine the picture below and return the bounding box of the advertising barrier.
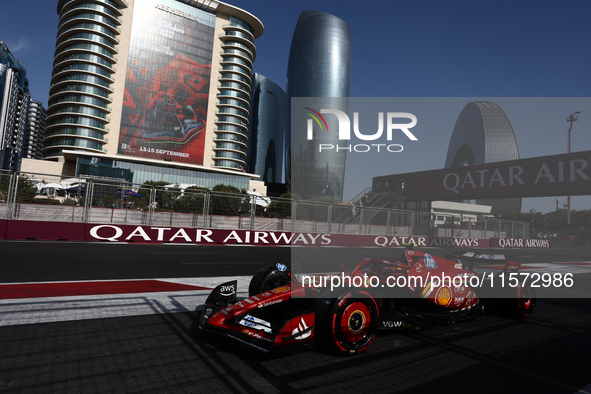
[0,220,553,249]
[4,220,86,241]
[490,237,554,249]
[427,237,490,248]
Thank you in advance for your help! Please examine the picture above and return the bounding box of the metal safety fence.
[0,170,529,238]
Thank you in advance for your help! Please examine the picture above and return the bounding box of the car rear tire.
[315,290,378,356]
[513,279,537,318]
[248,263,291,297]
[494,279,537,319]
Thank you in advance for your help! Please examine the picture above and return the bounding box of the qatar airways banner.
[0,220,553,249]
[86,224,428,246]
[490,237,554,249]
[374,149,591,201]
[86,226,491,247]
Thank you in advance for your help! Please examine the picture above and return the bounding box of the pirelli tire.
[314,290,379,356]
[248,263,291,297]
[494,278,537,319]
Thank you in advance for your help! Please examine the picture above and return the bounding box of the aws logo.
[219,284,235,297]
[303,107,418,153]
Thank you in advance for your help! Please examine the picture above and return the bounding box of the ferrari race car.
[192,246,536,356]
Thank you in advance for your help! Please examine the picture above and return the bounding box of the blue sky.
[1,0,589,213]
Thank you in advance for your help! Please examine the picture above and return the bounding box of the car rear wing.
[447,251,521,272]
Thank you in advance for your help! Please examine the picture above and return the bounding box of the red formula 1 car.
[192,246,536,356]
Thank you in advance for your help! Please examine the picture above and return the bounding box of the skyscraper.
[23,100,47,160]
[0,41,30,172]
[247,73,286,193]
[445,101,522,213]
[28,0,264,190]
[286,11,351,202]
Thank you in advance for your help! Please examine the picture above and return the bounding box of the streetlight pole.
[566,111,581,228]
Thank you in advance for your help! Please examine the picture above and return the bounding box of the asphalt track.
[1,241,591,393]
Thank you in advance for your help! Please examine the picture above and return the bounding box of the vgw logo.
[303,107,418,153]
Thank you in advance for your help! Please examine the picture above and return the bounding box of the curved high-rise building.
[287,11,351,201]
[44,0,123,158]
[445,101,522,213]
[212,11,260,171]
[247,73,286,186]
[30,0,264,192]
[24,100,47,160]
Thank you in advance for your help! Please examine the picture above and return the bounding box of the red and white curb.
[0,276,250,327]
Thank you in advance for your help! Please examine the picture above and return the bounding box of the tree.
[266,192,298,219]
[279,192,301,200]
[571,210,591,232]
[501,208,591,237]
[62,197,77,206]
[175,186,209,214]
[0,175,38,203]
[160,184,183,211]
[136,181,169,210]
[209,184,243,215]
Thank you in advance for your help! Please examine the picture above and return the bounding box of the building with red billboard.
[22,0,264,190]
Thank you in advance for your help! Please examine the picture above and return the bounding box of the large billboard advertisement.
[117,0,215,164]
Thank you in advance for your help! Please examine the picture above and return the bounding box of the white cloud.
[8,38,31,55]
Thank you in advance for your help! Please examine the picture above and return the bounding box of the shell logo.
[436,287,452,306]
[273,286,289,293]
[523,299,531,309]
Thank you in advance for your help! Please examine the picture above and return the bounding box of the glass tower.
[247,73,286,186]
[445,101,522,214]
[287,11,351,202]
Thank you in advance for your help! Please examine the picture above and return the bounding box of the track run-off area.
[1,241,591,393]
